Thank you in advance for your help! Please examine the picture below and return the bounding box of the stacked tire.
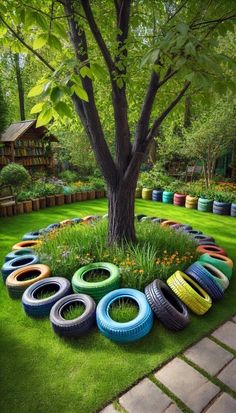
[162,191,174,204]
[173,193,186,207]
[185,195,198,209]
[197,198,213,212]
[142,188,152,200]
[152,189,163,202]
[213,201,231,216]
[135,188,142,198]
[231,203,236,217]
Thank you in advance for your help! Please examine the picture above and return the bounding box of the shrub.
[36,221,198,291]
[138,166,173,189]
[0,163,30,193]
[59,170,78,183]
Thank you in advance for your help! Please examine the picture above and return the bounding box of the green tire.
[72,262,121,302]
[199,254,233,280]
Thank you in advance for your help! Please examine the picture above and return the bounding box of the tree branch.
[191,13,236,29]
[146,81,191,144]
[0,15,55,72]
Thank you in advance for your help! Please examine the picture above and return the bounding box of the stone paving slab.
[217,358,236,392]
[206,393,236,413]
[164,404,182,413]
[232,315,236,323]
[100,405,117,413]
[155,358,220,413]
[184,337,234,375]
[119,378,172,413]
[212,321,236,350]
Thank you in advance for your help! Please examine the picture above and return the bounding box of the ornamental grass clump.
[37,221,198,291]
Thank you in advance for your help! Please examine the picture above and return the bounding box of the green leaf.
[175,57,186,69]
[116,77,124,89]
[185,42,196,56]
[70,74,83,87]
[141,48,160,67]
[176,22,189,37]
[36,108,53,127]
[0,26,7,38]
[185,72,195,81]
[33,34,47,50]
[80,66,94,80]
[48,34,62,51]
[55,102,73,118]
[53,21,68,40]
[30,102,44,114]
[71,84,89,102]
[90,63,107,80]
[50,86,64,103]
[28,83,45,97]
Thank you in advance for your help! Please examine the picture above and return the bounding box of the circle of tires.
[50,293,96,338]
[22,277,71,317]
[145,279,189,331]
[96,288,153,343]
[72,262,121,302]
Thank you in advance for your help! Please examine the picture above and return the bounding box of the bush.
[37,221,198,291]
[138,165,173,189]
[0,163,30,193]
[59,170,78,183]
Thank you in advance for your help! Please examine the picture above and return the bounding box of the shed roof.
[0,120,57,142]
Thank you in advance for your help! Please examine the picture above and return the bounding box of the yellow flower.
[139,269,144,274]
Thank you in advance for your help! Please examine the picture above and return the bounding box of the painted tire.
[197,198,213,212]
[12,240,40,251]
[22,231,41,241]
[145,279,189,331]
[142,188,152,200]
[152,190,163,201]
[152,218,167,224]
[6,264,51,299]
[177,225,193,231]
[185,262,224,301]
[5,248,34,262]
[22,277,71,317]
[136,214,147,221]
[162,191,174,204]
[197,245,227,257]
[50,293,96,337]
[167,271,212,315]
[183,229,202,236]
[71,217,83,224]
[135,188,142,198]
[195,261,230,289]
[173,193,186,207]
[46,223,60,231]
[1,254,39,284]
[231,203,236,217]
[72,262,121,302]
[213,201,231,216]
[185,195,198,209]
[140,216,152,222]
[199,253,233,278]
[60,219,73,226]
[96,288,153,343]
[192,234,215,244]
[161,220,180,227]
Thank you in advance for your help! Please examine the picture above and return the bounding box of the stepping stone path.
[99,316,236,413]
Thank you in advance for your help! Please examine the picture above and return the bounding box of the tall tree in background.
[1,0,235,244]
[0,77,8,133]
[14,53,25,120]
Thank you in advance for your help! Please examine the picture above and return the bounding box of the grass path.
[0,199,236,413]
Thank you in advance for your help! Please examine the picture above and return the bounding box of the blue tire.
[96,288,154,343]
[185,262,224,302]
[152,190,163,202]
[183,229,202,236]
[177,225,193,231]
[71,217,83,224]
[162,191,174,204]
[22,231,41,241]
[192,234,215,244]
[1,254,39,284]
[46,223,60,231]
[22,277,71,317]
[231,203,236,217]
[5,248,34,263]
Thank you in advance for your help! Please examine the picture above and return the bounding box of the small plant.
[109,298,139,323]
[0,163,30,194]
[59,170,78,183]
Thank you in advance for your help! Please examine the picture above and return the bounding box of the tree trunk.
[108,180,137,245]
[183,96,192,129]
[14,53,25,121]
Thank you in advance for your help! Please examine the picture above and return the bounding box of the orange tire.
[12,240,40,251]
[6,264,51,299]
[60,219,72,226]
[197,244,227,257]
[161,220,180,227]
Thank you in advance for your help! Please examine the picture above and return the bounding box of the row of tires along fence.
[1,214,233,342]
[137,188,236,217]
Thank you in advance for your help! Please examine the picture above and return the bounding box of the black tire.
[136,214,147,221]
[185,262,224,302]
[50,293,96,338]
[22,277,72,317]
[145,279,189,331]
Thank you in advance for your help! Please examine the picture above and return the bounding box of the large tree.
[1,0,235,243]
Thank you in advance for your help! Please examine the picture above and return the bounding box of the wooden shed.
[0,119,58,172]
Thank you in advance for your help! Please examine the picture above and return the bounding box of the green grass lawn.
[0,199,236,413]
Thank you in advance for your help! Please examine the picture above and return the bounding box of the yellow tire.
[142,188,152,200]
[167,271,212,315]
